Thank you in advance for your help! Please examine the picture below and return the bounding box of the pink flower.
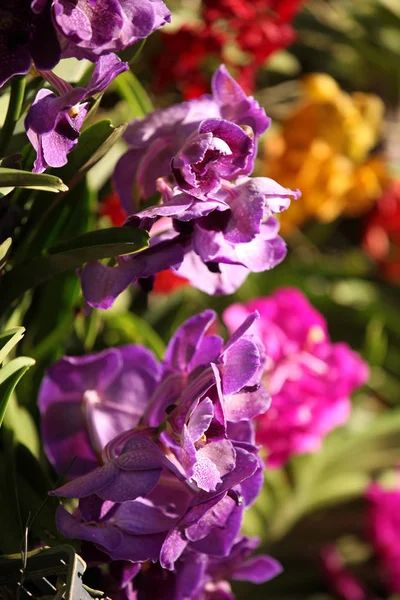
[223,288,369,467]
[367,480,400,594]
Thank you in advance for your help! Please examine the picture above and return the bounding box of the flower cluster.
[154,0,305,98]
[367,480,400,594]
[79,65,300,309]
[38,310,282,598]
[264,74,388,233]
[363,179,400,284]
[0,0,170,87]
[25,54,129,172]
[223,288,369,467]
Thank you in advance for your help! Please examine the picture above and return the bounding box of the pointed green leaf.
[0,168,68,192]
[0,327,25,364]
[113,70,153,117]
[0,227,149,310]
[54,120,127,189]
[0,237,11,269]
[0,357,35,427]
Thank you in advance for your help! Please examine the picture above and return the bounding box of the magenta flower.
[367,480,400,594]
[321,545,370,600]
[0,0,170,87]
[223,288,369,467]
[25,54,128,173]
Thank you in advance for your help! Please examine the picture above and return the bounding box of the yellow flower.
[264,73,388,234]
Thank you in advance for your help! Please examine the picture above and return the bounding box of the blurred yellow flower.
[264,73,388,234]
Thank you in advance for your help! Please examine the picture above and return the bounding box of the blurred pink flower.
[321,545,369,600]
[223,288,369,467]
[367,480,400,594]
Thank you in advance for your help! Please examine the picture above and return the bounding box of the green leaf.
[0,357,35,427]
[0,326,25,364]
[54,119,127,188]
[3,396,40,457]
[47,226,148,255]
[118,38,147,64]
[113,70,153,118]
[0,227,149,310]
[0,237,11,269]
[103,311,165,359]
[0,167,68,193]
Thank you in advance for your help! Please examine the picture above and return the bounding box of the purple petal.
[234,222,287,272]
[116,435,167,470]
[163,310,217,374]
[106,532,167,562]
[193,447,259,506]
[186,495,235,542]
[193,440,236,491]
[225,385,271,422]
[96,468,162,503]
[211,65,270,138]
[160,528,188,570]
[233,556,283,583]
[87,53,128,96]
[113,148,144,213]
[188,335,224,371]
[187,398,214,441]
[220,338,261,395]
[41,401,97,477]
[175,251,249,295]
[80,237,185,309]
[223,312,259,353]
[112,499,178,534]
[56,506,122,550]
[51,462,117,498]
[223,186,264,244]
[25,88,85,135]
[192,503,244,557]
[40,351,121,399]
[180,425,197,479]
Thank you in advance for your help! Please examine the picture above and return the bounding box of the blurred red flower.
[100,191,127,227]
[152,270,189,293]
[154,0,305,97]
[154,25,226,99]
[363,181,400,282]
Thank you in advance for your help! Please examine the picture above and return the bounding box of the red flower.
[152,270,189,293]
[154,25,226,99]
[154,0,305,98]
[363,180,400,283]
[100,191,127,227]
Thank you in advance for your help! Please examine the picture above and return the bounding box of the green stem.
[0,76,26,158]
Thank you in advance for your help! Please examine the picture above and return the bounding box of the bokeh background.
[2,1,400,598]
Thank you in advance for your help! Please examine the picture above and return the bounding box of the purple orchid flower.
[0,0,170,88]
[99,539,281,600]
[43,310,270,572]
[79,174,299,307]
[54,435,261,568]
[77,65,299,308]
[114,65,270,213]
[171,119,254,200]
[0,0,61,88]
[38,344,160,478]
[51,0,170,61]
[25,53,128,172]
